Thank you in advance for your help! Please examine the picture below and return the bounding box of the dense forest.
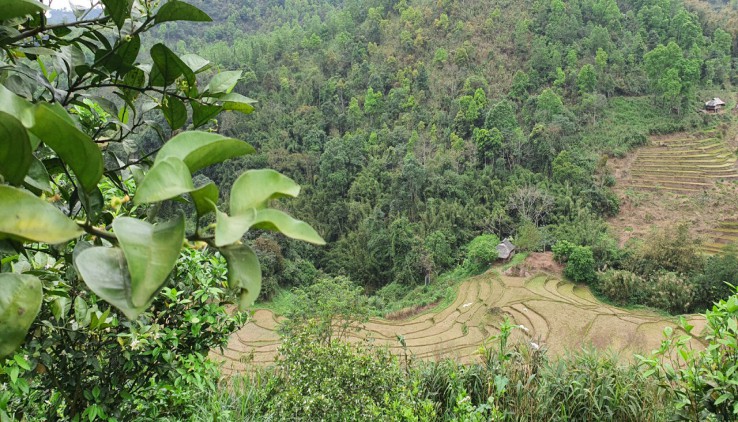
[146,0,738,313]
[2,0,738,420]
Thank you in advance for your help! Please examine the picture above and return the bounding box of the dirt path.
[213,263,706,374]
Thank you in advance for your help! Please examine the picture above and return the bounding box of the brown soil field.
[212,258,706,375]
[609,130,738,249]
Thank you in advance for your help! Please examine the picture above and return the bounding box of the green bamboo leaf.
[0,0,48,21]
[100,0,133,29]
[253,209,325,245]
[203,71,242,95]
[113,215,184,308]
[230,169,301,213]
[155,131,255,173]
[0,111,32,185]
[214,208,256,247]
[30,103,103,193]
[134,157,194,204]
[0,273,42,357]
[155,1,212,24]
[190,182,218,217]
[220,245,262,309]
[75,246,143,320]
[0,185,82,243]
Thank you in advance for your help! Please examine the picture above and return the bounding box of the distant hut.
[496,238,516,261]
[705,98,726,113]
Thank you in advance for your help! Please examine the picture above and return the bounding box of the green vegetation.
[3,0,738,419]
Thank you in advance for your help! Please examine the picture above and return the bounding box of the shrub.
[645,272,695,314]
[597,270,647,305]
[552,240,575,262]
[564,246,597,284]
[515,221,543,252]
[464,234,501,274]
[624,224,703,277]
[690,249,738,311]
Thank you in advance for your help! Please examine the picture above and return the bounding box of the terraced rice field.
[623,134,738,193]
[703,220,738,254]
[213,272,706,374]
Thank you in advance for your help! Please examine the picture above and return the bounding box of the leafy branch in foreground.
[0,0,324,361]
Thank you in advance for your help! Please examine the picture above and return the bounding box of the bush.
[690,249,738,311]
[645,272,694,314]
[624,225,703,277]
[552,240,575,263]
[464,234,501,274]
[597,270,647,305]
[515,221,543,252]
[564,246,597,284]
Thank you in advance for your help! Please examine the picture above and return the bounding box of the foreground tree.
[0,1,323,418]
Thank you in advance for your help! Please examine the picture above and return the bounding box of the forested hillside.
[4,0,738,420]
[147,0,734,301]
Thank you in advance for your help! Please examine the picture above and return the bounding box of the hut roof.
[496,238,516,260]
[706,98,726,107]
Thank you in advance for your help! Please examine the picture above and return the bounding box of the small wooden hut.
[705,98,726,112]
[496,238,516,260]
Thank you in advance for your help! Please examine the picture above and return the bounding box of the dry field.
[213,265,706,374]
[609,130,738,252]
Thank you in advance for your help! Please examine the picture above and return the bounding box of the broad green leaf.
[0,0,48,21]
[23,157,51,193]
[0,185,82,243]
[0,84,34,127]
[0,111,32,185]
[75,246,144,320]
[100,35,140,74]
[101,0,134,29]
[134,157,194,204]
[0,273,42,357]
[190,183,218,217]
[149,43,192,87]
[155,131,255,173]
[253,209,325,245]
[220,245,262,309]
[230,169,301,213]
[213,92,255,114]
[191,102,222,128]
[204,71,242,95]
[113,215,184,308]
[31,103,103,193]
[214,208,256,247]
[161,95,187,130]
[180,54,211,73]
[155,1,212,24]
[77,187,104,225]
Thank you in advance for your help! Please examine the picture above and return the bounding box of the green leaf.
[0,185,82,243]
[75,246,142,319]
[155,131,255,173]
[0,273,42,357]
[0,84,35,128]
[0,0,48,21]
[100,0,134,29]
[161,95,187,130]
[204,71,242,95]
[230,169,301,213]
[155,1,212,24]
[113,215,184,308]
[149,43,192,87]
[214,92,255,114]
[214,207,256,247]
[190,182,218,217]
[253,209,325,245]
[715,393,732,406]
[0,111,32,185]
[31,103,103,193]
[22,157,51,193]
[220,245,262,309]
[180,54,211,73]
[134,157,194,204]
[191,102,222,128]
